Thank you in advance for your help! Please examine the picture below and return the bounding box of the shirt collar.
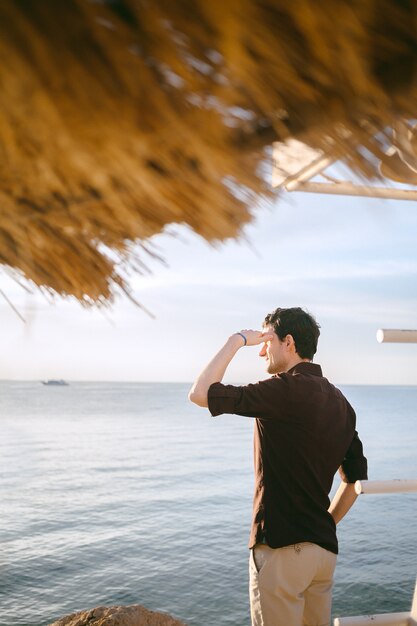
[285,362,323,377]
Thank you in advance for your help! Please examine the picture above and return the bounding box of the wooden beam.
[286,181,417,199]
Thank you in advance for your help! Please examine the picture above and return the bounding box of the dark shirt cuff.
[339,458,368,483]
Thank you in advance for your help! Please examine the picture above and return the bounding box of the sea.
[0,382,416,626]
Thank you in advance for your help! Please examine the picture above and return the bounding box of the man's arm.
[188,329,273,407]
[329,429,367,524]
[328,480,358,525]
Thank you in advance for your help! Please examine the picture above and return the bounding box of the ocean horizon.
[1,381,416,626]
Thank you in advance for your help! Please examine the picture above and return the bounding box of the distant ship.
[41,379,69,386]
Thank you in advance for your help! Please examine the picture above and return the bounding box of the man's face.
[259,325,288,375]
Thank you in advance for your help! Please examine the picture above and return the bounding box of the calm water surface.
[0,382,416,626]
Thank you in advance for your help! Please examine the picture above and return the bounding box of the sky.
[1,183,417,384]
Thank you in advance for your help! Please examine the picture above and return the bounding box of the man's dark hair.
[263,307,320,360]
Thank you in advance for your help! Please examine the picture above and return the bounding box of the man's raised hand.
[236,329,275,346]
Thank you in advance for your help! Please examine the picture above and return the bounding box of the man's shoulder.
[285,368,351,401]
[249,375,291,389]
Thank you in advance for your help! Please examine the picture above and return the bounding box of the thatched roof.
[1,1,417,304]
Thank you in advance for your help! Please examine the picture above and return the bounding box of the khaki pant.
[249,542,337,626]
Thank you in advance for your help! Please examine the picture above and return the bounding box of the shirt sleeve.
[339,430,368,483]
[207,377,288,419]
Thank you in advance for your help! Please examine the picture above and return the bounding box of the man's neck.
[284,357,310,373]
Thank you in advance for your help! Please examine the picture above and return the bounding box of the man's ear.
[285,334,295,350]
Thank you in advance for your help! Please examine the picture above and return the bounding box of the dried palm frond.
[0,0,416,303]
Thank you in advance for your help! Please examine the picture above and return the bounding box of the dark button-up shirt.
[207,362,367,554]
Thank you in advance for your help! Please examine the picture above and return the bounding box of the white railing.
[355,479,417,495]
[334,612,410,626]
[376,329,417,343]
[334,482,417,626]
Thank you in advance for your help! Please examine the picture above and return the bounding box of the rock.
[48,605,187,626]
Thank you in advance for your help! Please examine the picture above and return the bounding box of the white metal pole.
[334,612,409,626]
[355,479,417,495]
[376,329,417,343]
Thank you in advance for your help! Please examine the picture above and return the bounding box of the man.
[189,307,367,626]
